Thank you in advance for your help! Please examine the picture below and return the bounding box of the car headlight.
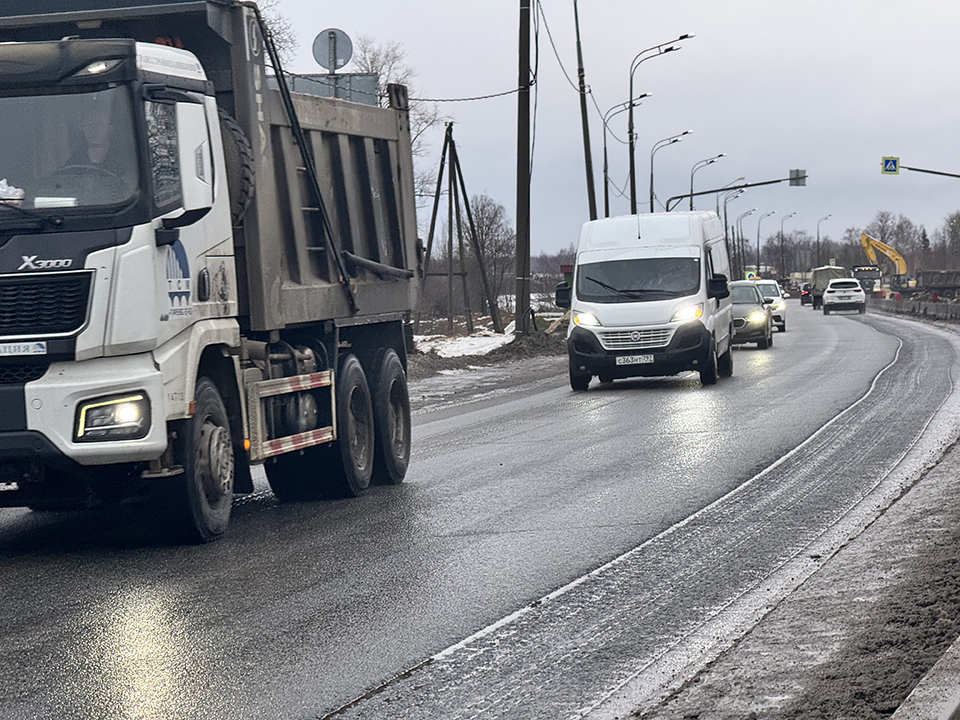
[75,393,151,442]
[671,303,703,323]
[573,310,602,327]
[747,311,767,323]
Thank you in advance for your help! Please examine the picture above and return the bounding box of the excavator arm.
[861,233,908,275]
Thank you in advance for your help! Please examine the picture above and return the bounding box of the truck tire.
[326,354,375,498]
[699,340,719,386]
[371,349,411,485]
[218,108,255,224]
[160,377,234,543]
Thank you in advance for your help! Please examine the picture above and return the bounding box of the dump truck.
[809,265,847,309]
[0,1,421,541]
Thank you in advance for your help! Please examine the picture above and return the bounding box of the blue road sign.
[882,157,900,175]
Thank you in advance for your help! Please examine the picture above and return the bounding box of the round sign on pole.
[312,28,352,72]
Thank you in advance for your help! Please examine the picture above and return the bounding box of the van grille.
[599,328,673,350]
[0,272,92,337]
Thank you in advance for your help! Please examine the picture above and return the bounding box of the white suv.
[822,278,866,315]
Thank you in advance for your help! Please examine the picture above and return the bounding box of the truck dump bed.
[0,0,421,331]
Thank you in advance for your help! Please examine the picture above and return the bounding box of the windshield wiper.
[583,276,674,299]
[0,201,63,229]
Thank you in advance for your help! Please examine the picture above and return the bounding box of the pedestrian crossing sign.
[882,157,899,175]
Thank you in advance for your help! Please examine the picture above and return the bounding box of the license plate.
[616,354,654,365]
[0,341,46,357]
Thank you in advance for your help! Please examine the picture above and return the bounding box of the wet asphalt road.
[0,301,950,719]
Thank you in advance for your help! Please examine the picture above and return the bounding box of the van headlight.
[573,310,602,327]
[671,303,703,323]
[74,393,151,442]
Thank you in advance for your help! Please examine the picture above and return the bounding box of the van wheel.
[699,342,719,386]
[569,358,591,391]
[371,349,411,485]
[718,346,733,377]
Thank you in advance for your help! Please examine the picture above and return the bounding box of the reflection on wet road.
[1,304,953,719]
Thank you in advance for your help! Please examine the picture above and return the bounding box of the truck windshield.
[577,257,701,303]
[0,86,138,217]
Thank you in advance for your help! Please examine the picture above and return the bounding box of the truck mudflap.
[567,322,711,379]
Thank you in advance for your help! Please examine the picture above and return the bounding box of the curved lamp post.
[628,34,693,213]
[779,211,796,281]
[649,130,690,213]
[756,211,777,275]
[602,95,649,217]
[736,208,756,278]
[722,187,744,269]
[816,213,832,266]
[689,153,726,210]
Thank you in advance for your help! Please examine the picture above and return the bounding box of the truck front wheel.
[161,377,234,543]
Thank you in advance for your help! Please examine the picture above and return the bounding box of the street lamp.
[779,211,796,281]
[649,130,690,213]
[602,95,650,217]
[628,34,694,214]
[756,210,777,275]
[816,214,832,267]
[689,153,726,210]
[736,208,756,279]
[716,177,745,216]
[722,188,744,269]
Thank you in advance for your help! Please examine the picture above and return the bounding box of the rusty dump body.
[0,0,421,332]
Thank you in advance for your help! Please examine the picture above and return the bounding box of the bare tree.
[352,36,447,214]
[258,0,297,65]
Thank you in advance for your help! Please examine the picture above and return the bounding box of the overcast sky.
[278,1,960,256]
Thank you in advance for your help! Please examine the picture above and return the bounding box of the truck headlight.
[74,393,151,442]
[671,303,703,323]
[573,310,602,327]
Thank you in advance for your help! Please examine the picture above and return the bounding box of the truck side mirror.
[708,274,729,300]
[555,281,572,309]
[155,206,211,246]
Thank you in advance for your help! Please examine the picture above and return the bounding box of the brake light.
[826,289,835,293]
[854,288,863,293]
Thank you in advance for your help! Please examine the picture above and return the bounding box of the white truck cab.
[555,212,733,390]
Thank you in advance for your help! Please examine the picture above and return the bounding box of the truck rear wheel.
[326,354,375,497]
[371,349,410,485]
[160,377,234,543]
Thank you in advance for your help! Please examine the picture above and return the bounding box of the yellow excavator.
[861,233,912,291]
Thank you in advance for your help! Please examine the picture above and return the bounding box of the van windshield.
[577,257,701,303]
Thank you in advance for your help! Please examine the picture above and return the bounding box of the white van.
[555,212,733,390]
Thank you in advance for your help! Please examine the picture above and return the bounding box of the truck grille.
[0,362,49,385]
[0,272,92,337]
[599,328,673,350]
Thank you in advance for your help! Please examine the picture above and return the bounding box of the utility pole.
[515,0,532,334]
[574,0,597,220]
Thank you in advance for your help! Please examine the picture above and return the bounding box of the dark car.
[729,280,773,349]
[800,282,812,306]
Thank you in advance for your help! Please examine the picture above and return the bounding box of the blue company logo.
[165,240,193,316]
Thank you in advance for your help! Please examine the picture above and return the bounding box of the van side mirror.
[708,274,729,300]
[555,281,572,309]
